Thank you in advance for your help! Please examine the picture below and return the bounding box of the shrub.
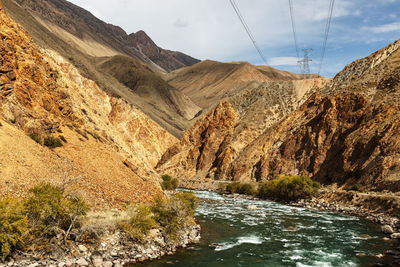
[237,183,257,196]
[226,182,256,196]
[25,183,89,236]
[118,204,157,243]
[161,174,178,190]
[43,136,63,148]
[29,133,42,144]
[226,182,241,194]
[151,191,197,241]
[0,198,28,259]
[258,175,320,201]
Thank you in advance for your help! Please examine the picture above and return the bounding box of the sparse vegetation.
[0,198,28,259]
[161,174,179,190]
[257,175,320,201]
[118,204,157,243]
[0,183,89,259]
[29,132,42,144]
[25,183,89,237]
[43,136,63,148]
[226,182,257,196]
[151,191,197,241]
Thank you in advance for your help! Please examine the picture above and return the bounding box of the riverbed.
[140,190,397,266]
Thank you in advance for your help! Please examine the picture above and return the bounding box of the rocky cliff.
[226,40,400,190]
[156,78,328,181]
[158,40,400,193]
[156,102,238,179]
[0,2,177,207]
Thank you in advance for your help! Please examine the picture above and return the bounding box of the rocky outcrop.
[224,39,400,189]
[0,2,177,207]
[227,92,400,189]
[156,101,238,179]
[156,78,328,182]
[159,39,400,193]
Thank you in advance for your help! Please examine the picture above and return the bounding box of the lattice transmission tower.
[298,48,312,78]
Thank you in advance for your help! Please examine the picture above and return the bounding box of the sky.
[68,0,400,77]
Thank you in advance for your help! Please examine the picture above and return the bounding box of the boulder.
[381,225,394,234]
[391,233,400,239]
[76,258,89,266]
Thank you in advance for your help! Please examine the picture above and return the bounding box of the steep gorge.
[158,39,400,194]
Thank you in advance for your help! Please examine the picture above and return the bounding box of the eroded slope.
[0,2,176,207]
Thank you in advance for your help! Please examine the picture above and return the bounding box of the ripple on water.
[142,190,396,267]
[214,235,264,251]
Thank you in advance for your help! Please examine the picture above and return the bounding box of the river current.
[141,190,397,267]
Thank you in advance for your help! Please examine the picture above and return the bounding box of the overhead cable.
[229,0,267,65]
[288,0,300,59]
[318,0,335,74]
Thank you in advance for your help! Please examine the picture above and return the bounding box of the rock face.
[225,39,400,189]
[0,2,176,207]
[159,38,400,193]
[228,92,400,187]
[156,78,328,182]
[156,102,238,179]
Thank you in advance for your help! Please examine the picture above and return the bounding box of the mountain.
[3,0,201,137]
[156,77,329,181]
[166,60,320,109]
[128,30,200,72]
[0,2,177,207]
[157,39,400,194]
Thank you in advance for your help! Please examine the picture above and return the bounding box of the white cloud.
[65,0,399,77]
[366,22,400,33]
[66,0,354,61]
[268,57,299,66]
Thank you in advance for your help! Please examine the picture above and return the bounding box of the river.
[140,190,397,267]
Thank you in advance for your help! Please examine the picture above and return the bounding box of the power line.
[318,0,335,74]
[229,0,267,65]
[288,0,300,59]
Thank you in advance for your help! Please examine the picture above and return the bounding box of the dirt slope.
[0,2,177,207]
[128,30,200,72]
[2,0,201,137]
[166,60,320,108]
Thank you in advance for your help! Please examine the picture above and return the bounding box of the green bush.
[43,136,63,148]
[258,175,320,201]
[151,191,197,241]
[119,204,157,243]
[226,182,241,194]
[29,133,42,144]
[25,183,89,236]
[0,198,28,259]
[161,174,178,190]
[226,182,256,196]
